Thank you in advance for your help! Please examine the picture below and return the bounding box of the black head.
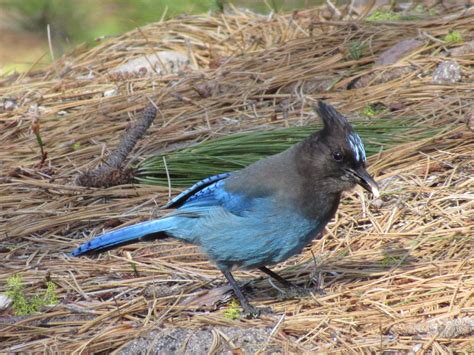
[299,101,379,196]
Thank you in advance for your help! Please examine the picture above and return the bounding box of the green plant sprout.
[366,10,401,21]
[349,41,365,60]
[223,299,241,320]
[443,31,463,44]
[361,104,386,118]
[6,274,58,316]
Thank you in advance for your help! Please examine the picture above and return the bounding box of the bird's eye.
[332,151,343,161]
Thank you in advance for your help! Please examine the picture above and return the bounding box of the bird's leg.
[259,266,324,299]
[222,270,260,318]
[258,266,295,288]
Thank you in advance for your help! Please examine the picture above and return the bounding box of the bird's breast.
[192,198,331,270]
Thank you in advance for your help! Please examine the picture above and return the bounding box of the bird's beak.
[346,167,380,198]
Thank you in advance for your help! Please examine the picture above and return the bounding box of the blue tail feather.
[71,219,171,256]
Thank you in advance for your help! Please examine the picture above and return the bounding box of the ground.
[0,2,473,353]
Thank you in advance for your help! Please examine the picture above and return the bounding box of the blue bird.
[72,101,379,316]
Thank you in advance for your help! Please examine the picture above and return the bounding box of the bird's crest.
[314,101,366,163]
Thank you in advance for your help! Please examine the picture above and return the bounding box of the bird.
[71,101,379,316]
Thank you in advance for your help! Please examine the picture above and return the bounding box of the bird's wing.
[174,178,256,216]
[162,172,231,209]
[164,148,299,215]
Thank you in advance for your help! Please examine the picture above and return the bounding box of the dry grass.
[0,3,473,353]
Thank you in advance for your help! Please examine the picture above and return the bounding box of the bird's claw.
[242,305,273,319]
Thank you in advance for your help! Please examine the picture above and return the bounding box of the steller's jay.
[72,101,379,316]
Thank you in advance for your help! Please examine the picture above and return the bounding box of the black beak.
[346,167,380,198]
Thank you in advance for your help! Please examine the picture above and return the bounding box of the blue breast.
[200,199,322,269]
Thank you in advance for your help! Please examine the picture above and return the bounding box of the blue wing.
[162,173,231,209]
[172,176,255,216]
[163,172,254,216]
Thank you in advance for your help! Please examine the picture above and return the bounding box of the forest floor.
[1,2,473,353]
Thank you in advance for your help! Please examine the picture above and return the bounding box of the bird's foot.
[241,305,273,319]
[277,285,325,300]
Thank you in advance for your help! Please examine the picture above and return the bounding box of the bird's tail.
[71,219,172,256]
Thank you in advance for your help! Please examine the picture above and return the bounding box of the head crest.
[314,101,351,130]
[314,101,366,163]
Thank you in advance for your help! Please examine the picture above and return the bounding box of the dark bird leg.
[222,270,259,317]
[259,266,324,299]
[258,266,295,288]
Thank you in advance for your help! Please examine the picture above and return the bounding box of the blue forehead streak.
[347,133,366,162]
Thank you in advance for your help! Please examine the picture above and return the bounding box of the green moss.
[223,299,241,320]
[411,3,437,16]
[44,281,58,305]
[367,4,439,22]
[361,104,386,118]
[366,10,401,21]
[443,31,463,44]
[71,142,81,151]
[6,274,58,316]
